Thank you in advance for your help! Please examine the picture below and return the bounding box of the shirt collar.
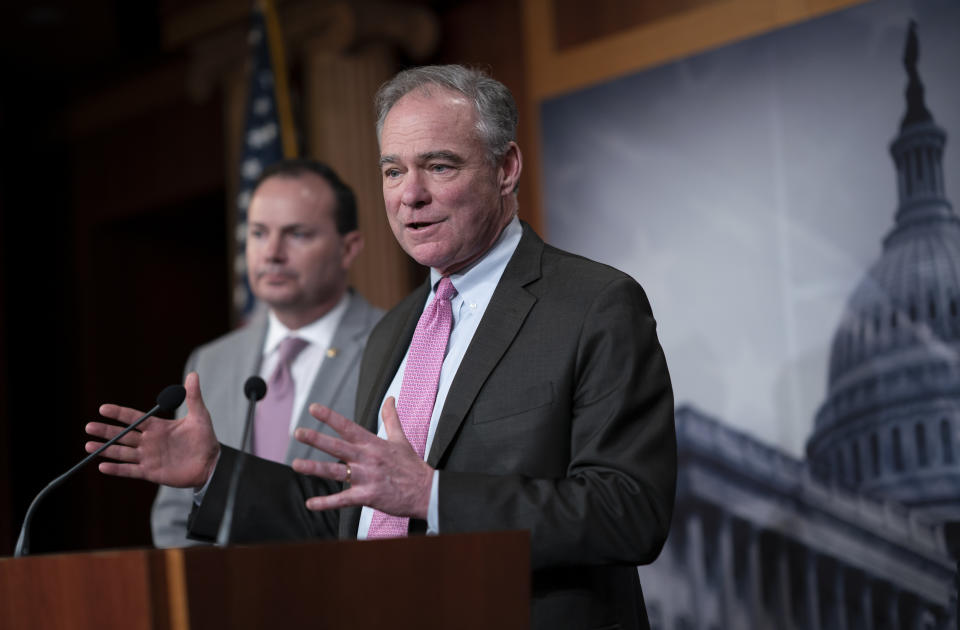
[263,292,351,355]
[429,216,522,301]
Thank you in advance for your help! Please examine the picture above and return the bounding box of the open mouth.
[408,221,435,230]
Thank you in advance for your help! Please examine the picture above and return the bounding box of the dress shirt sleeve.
[426,470,440,534]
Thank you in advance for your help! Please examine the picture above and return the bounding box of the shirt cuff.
[426,469,440,534]
[192,450,221,506]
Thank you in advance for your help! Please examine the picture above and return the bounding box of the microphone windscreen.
[156,384,187,413]
[244,376,268,401]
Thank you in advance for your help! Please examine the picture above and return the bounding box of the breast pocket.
[472,381,555,424]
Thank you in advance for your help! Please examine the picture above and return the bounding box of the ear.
[498,141,523,196]
[339,231,364,270]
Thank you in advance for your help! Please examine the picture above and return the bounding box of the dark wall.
[0,55,229,555]
[0,0,527,556]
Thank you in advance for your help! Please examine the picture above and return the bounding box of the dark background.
[0,0,529,556]
[0,0,732,557]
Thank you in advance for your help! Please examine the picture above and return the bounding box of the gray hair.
[374,65,518,164]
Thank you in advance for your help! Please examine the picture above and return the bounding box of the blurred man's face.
[379,87,518,275]
[246,173,360,325]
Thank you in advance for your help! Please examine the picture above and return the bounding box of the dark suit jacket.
[190,223,677,630]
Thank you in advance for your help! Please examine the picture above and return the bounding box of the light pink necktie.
[254,336,309,463]
[367,277,457,538]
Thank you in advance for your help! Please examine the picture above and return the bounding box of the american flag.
[233,0,296,324]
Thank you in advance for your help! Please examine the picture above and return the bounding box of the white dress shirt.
[260,293,350,435]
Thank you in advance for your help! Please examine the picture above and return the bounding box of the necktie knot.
[435,277,457,303]
[276,336,309,366]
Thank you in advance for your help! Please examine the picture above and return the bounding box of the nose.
[399,171,430,209]
[265,232,285,261]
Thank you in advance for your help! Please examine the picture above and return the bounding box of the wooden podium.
[0,531,530,629]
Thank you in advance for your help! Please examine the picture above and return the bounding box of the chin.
[259,291,299,306]
[405,246,448,269]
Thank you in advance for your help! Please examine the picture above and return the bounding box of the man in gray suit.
[150,159,382,547]
[89,66,675,629]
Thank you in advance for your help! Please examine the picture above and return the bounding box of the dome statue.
[807,21,960,526]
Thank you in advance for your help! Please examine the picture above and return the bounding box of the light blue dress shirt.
[356,216,523,537]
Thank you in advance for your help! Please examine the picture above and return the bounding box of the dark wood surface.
[0,531,531,630]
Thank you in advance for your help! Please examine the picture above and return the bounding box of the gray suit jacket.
[188,224,676,630]
[151,291,382,548]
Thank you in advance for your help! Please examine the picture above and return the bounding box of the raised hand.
[291,397,433,519]
[84,371,220,488]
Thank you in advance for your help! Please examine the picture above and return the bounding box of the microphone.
[216,376,267,546]
[244,376,267,402]
[14,384,186,558]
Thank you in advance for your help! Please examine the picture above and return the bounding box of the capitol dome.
[807,23,960,525]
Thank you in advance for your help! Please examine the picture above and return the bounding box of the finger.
[97,461,145,480]
[97,404,150,426]
[308,404,372,443]
[96,429,141,449]
[291,458,352,483]
[85,422,141,444]
[294,428,358,462]
[184,372,207,415]
[85,441,140,463]
[305,489,361,512]
[380,397,409,444]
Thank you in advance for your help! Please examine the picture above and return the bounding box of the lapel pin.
[326,347,339,358]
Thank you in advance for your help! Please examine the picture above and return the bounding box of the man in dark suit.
[87,65,676,630]
[151,159,382,548]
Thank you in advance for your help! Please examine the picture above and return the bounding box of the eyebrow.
[422,150,465,165]
[378,150,466,168]
[248,222,313,231]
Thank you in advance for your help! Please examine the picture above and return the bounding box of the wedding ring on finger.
[344,463,352,485]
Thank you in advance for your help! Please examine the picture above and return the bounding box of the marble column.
[302,43,411,308]
[888,587,901,630]
[776,539,795,630]
[686,511,707,630]
[719,513,737,628]
[911,603,935,630]
[834,563,848,630]
[187,1,440,312]
[859,575,874,630]
[806,550,822,630]
[297,2,438,309]
[745,524,763,629]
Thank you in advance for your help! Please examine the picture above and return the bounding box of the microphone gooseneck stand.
[14,384,186,557]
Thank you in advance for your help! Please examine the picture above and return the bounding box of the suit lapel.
[357,284,428,432]
[427,225,543,467]
[285,294,372,463]
[219,314,268,450]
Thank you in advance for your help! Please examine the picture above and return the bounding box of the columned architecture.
[174,0,439,310]
[640,407,954,630]
[806,21,960,528]
[638,22,959,630]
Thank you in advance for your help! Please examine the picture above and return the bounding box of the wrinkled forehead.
[381,89,482,155]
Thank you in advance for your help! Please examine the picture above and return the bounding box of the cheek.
[317,244,346,272]
[245,245,259,269]
[382,186,400,210]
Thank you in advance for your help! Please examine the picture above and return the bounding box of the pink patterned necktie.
[367,277,457,538]
[254,336,309,463]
